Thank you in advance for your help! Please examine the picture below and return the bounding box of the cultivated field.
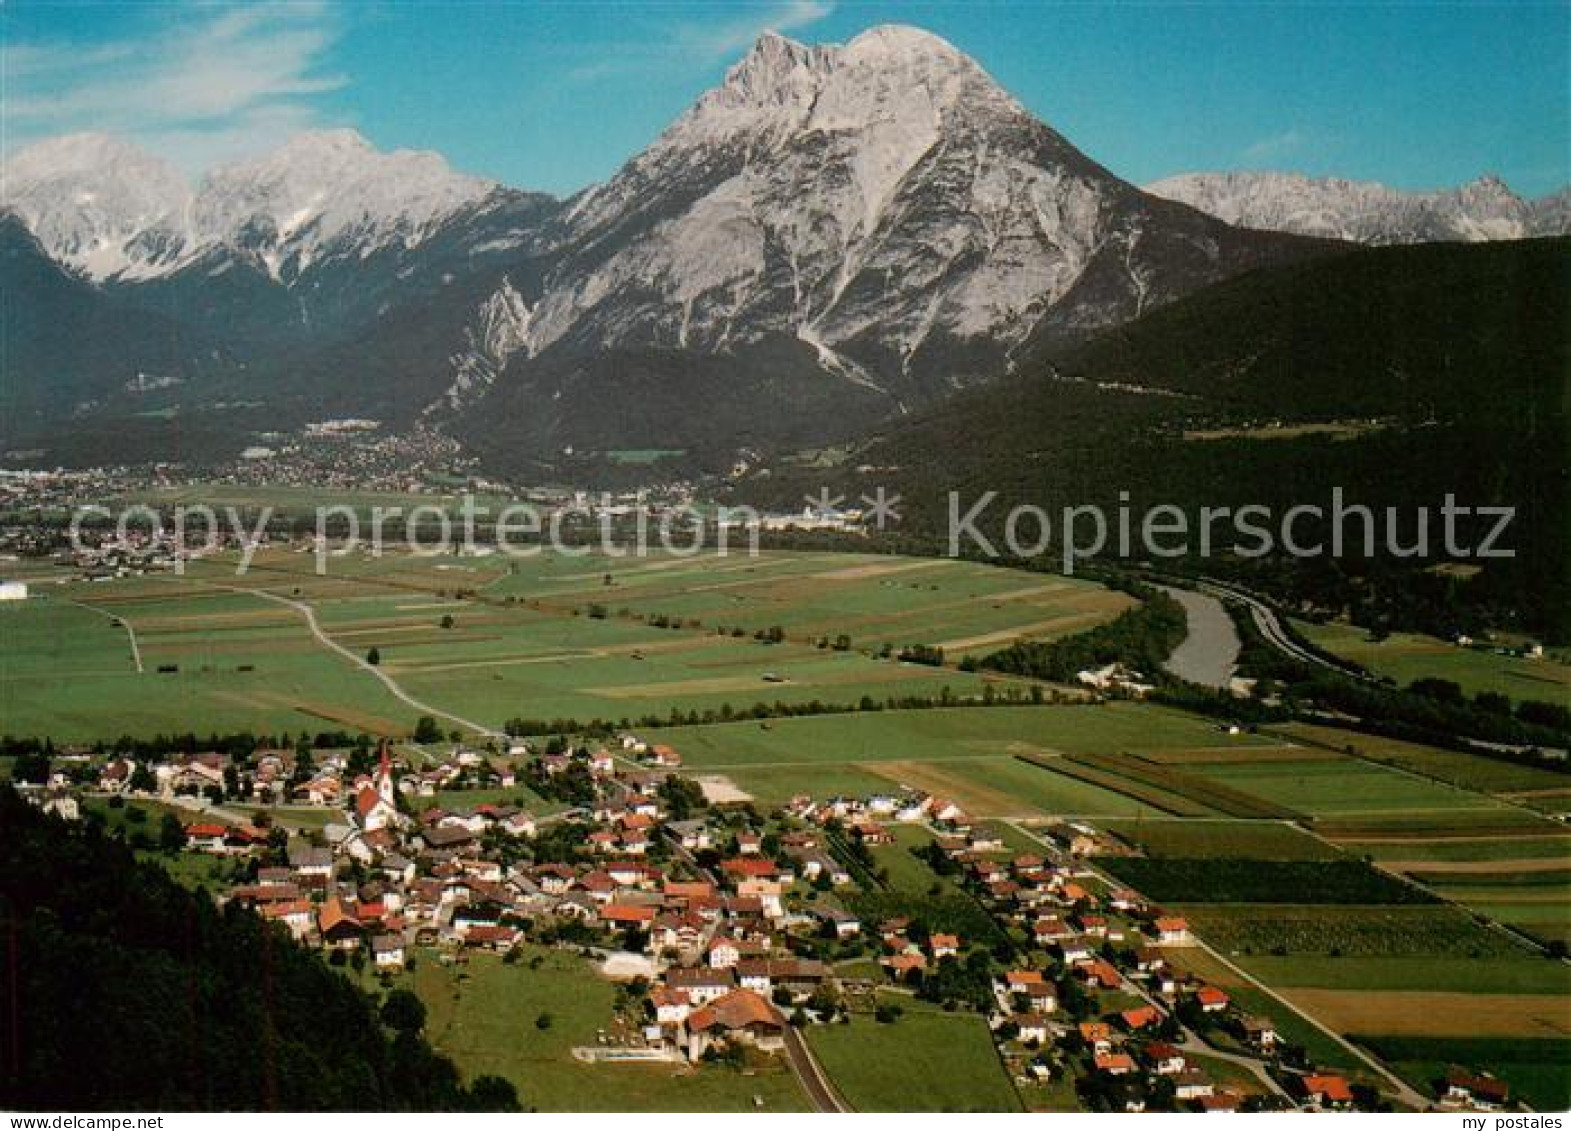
[1102,819,1341,860]
[1296,620,1571,705]
[1274,722,1571,797]
[2,548,1141,742]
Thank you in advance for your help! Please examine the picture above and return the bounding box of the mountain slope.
[2,27,1329,465]
[0,133,194,280]
[1145,171,1571,244]
[452,25,1323,463]
[736,237,1571,636]
[0,214,236,424]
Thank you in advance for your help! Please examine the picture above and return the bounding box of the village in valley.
[18,725,1517,1115]
[2,536,1566,1113]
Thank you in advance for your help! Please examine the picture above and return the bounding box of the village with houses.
[13,729,1522,1115]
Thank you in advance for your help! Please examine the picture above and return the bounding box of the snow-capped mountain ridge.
[2,25,1324,463]
[0,133,195,280]
[1145,170,1569,244]
[191,129,499,282]
[1,127,500,282]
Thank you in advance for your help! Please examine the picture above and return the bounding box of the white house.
[0,581,27,601]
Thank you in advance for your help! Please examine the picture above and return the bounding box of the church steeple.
[376,740,396,806]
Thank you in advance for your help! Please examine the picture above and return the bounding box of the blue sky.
[4,1,1567,197]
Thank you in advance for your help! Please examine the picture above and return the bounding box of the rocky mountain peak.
[1,132,194,279]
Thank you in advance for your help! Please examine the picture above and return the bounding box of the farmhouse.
[371,934,406,968]
[1443,1068,1510,1110]
[1194,985,1230,1012]
[1300,1073,1355,1109]
[1152,916,1192,945]
[684,990,785,1061]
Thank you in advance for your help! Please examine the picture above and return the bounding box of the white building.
[0,581,27,601]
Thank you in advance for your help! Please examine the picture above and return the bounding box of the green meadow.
[808,1004,1022,1112]
[1296,620,1571,705]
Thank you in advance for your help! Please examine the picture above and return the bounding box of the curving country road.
[67,598,144,672]
[235,585,506,739]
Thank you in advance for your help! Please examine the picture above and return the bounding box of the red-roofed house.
[685,990,785,1060]
[1301,1074,1355,1108]
[1195,986,1230,1013]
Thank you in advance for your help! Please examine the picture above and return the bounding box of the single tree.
[158,812,187,852]
[381,988,427,1034]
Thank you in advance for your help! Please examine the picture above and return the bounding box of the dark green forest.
[0,789,515,1112]
[734,238,1571,641]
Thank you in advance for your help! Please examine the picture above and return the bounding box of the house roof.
[687,990,783,1033]
[422,824,474,847]
[318,896,360,935]
[668,967,735,989]
[602,904,657,925]
[1446,1068,1509,1101]
[1121,1005,1163,1029]
[721,857,778,879]
[1304,1074,1355,1103]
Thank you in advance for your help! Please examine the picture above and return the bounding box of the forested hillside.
[0,790,515,1111]
[736,238,1571,640]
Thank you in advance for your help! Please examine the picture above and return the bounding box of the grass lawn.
[411,948,807,1111]
[81,796,186,838]
[859,755,1153,819]
[226,803,339,831]
[421,785,562,815]
[1,586,420,740]
[1184,1051,1271,1096]
[1019,1071,1082,1112]
[146,850,235,891]
[720,763,895,808]
[868,826,953,895]
[487,549,1131,656]
[808,1008,1022,1111]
